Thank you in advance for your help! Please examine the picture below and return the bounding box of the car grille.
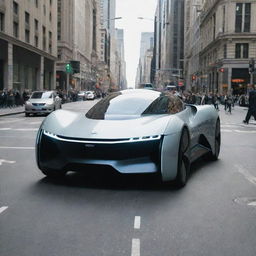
[32,103,46,106]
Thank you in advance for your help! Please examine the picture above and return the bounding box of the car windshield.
[31,92,52,99]
[86,90,184,120]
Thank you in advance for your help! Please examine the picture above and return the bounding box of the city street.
[0,101,256,256]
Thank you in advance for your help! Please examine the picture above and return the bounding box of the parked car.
[36,89,220,187]
[77,91,87,101]
[25,91,62,116]
[85,91,95,100]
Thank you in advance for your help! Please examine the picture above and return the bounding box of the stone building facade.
[56,0,100,91]
[199,0,256,95]
[0,0,57,91]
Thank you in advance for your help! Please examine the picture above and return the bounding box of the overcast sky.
[115,0,157,87]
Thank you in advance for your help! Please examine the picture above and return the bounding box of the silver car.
[25,91,62,116]
[36,89,220,187]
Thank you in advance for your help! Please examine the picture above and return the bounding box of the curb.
[0,111,25,117]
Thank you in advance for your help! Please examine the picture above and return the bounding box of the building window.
[42,26,46,51]
[43,5,46,15]
[213,13,216,40]
[57,21,61,40]
[224,44,227,58]
[13,22,19,38]
[25,12,30,25]
[235,43,249,58]
[35,0,38,8]
[0,12,4,32]
[235,3,251,32]
[13,1,18,15]
[49,12,52,22]
[50,0,52,6]
[25,29,30,43]
[222,5,225,33]
[34,19,38,31]
[34,35,38,47]
[49,44,52,54]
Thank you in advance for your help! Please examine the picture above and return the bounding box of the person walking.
[243,85,256,124]
[226,94,232,114]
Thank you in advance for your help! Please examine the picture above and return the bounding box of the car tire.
[25,113,29,117]
[175,128,191,188]
[206,119,221,161]
[41,168,66,179]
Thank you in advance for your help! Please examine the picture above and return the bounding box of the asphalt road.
[0,101,256,256]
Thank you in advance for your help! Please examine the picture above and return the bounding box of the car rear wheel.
[25,113,29,117]
[41,168,66,179]
[175,128,190,188]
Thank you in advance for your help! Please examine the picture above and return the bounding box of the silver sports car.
[36,89,220,187]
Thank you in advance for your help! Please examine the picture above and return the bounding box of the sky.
[115,0,157,87]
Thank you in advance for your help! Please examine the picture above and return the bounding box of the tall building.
[153,0,185,89]
[136,32,154,87]
[199,0,256,95]
[184,0,204,91]
[0,0,57,91]
[115,28,127,90]
[56,0,99,91]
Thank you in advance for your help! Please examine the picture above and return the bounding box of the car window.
[86,91,180,120]
[31,91,53,99]
[142,93,184,115]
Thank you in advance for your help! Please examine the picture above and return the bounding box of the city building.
[153,0,185,89]
[184,0,204,91]
[0,0,57,91]
[115,28,127,90]
[199,0,256,95]
[135,32,154,88]
[56,0,100,91]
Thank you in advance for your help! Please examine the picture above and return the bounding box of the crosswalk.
[221,123,256,134]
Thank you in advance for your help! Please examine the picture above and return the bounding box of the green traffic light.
[65,63,72,73]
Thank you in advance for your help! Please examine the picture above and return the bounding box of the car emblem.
[91,130,97,135]
[85,144,95,148]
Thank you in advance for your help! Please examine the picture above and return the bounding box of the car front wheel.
[175,128,191,188]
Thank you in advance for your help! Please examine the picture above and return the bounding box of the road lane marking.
[235,164,256,186]
[131,239,140,256]
[234,130,256,134]
[0,206,8,214]
[0,159,16,165]
[221,129,233,133]
[0,128,38,131]
[0,146,35,150]
[134,216,141,230]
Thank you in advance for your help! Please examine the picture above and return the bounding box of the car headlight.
[25,101,32,105]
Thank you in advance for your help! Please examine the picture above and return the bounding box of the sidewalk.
[0,106,25,117]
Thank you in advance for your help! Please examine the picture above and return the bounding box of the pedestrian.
[226,94,232,114]
[243,85,256,124]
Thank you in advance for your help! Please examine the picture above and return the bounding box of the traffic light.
[70,61,80,74]
[65,63,73,74]
[249,58,255,73]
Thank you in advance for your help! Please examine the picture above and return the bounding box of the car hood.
[28,98,53,104]
[41,110,174,139]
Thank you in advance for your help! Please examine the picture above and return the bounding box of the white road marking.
[134,216,141,230]
[0,159,16,165]
[235,164,256,186]
[235,130,256,134]
[0,206,8,214]
[221,129,233,133]
[248,201,256,207]
[131,239,140,256]
[0,128,38,131]
[28,122,42,125]
[0,146,35,150]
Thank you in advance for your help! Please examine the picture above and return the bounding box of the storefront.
[231,68,250,95]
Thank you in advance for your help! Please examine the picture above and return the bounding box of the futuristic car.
[25,91,62,116]
[36,89,220,187]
